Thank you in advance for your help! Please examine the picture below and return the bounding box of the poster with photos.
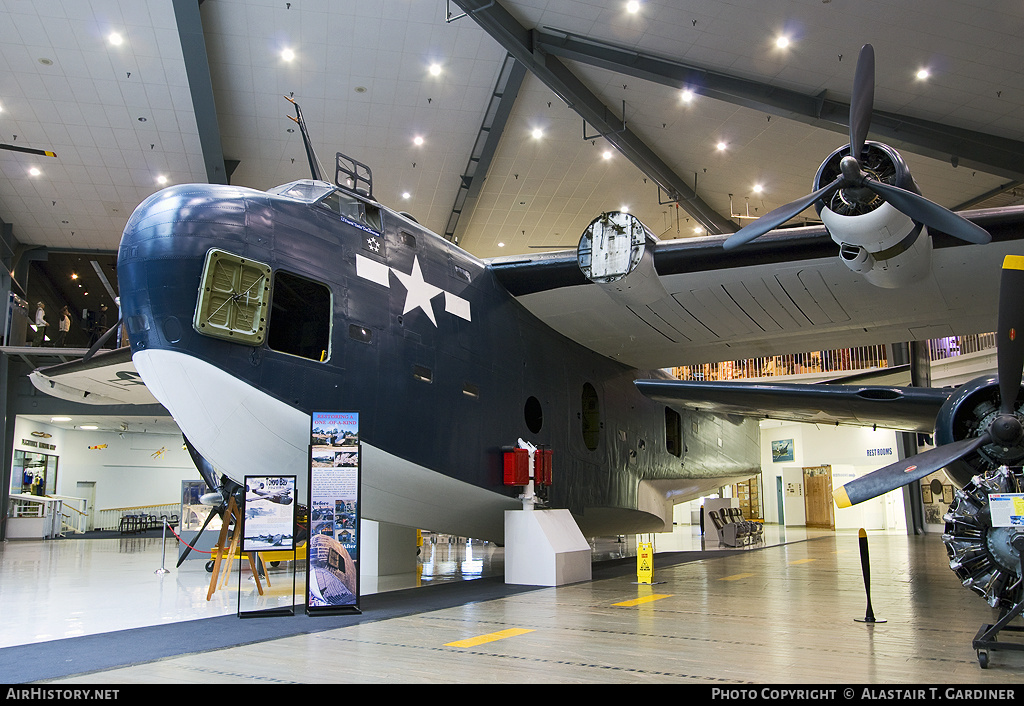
[242,475,296,551]
[307,412,361,613]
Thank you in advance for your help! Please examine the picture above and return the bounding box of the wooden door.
[803,465,835,529]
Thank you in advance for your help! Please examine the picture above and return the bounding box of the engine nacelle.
[933,375,1024,487]
[814,141,932,288]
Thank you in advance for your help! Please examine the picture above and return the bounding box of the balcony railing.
[673,333,997,381]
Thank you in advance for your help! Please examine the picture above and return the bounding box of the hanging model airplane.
[27,48,1024,546]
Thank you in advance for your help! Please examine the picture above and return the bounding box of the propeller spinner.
[723,44,990,251]
[834,255,1024,508]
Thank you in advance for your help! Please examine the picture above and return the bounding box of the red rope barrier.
[165,522,213,554]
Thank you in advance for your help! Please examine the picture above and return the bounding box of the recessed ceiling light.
[753,184,763,193]
[776,36,790,49]
[621,205,630,213]
[80,425,98,430]
[28,167,40,176]
[602,150,612,160]
[497,242,505,248]
[531,128,543,139]
[413,135,424,146]
[693,226,704,234]
[156,175,168,185]
[354,86,367,93]
[402,192,411,199]
[108,32,123,46]
[71,273,78,280]
[680,89,694,103]
[38,58,53,66]
[429,63,442,76]
[51,417,71,422]
[626,0,640,13]
[916,68,930,80]
[137,116,147,122]
[716,142,727,151]
[281,48,295,62]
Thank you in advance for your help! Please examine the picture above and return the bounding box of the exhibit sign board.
[989,493,1024,527]
[242,475,296,551]
[307,411,361,614]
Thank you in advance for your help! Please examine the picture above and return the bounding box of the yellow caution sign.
[637,541,654,584]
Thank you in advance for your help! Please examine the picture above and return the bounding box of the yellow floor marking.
[720,573,755,581]
[445,628,534,648]
[788,558,816,565]
[612,593,673,607]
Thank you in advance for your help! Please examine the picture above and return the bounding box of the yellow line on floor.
[445,628,534,648]
[788,558,816,565]
[613,594,673,607]
[720,573,755,581]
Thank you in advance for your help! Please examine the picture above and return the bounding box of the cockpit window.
[317,189,382,233]
[268,179,335,203]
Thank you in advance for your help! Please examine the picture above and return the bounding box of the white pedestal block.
[360,519,418,576]
[504,509,592,586]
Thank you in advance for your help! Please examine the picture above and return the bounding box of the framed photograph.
[772,439,795,463]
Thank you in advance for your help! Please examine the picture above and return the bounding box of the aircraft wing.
[634,378,951,433]
[489,208,1024,369]
[28,347,159,405]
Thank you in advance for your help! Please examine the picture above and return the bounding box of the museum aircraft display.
[27,42,1024,545]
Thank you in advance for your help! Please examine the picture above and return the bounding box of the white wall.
[13,417,196,513]
[759,421,905,530]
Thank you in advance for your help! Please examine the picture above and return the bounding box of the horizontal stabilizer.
[634,378,950,432]
[29,347,159,405]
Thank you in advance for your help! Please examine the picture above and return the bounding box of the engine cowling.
[814,142,931,288]
[933,375,1024,487]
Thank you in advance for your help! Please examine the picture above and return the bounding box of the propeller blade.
[834,433,992,507]
[723,176,843,250]
[849,44,875,159]
[866,180,992,244]
[998,255,1024,414]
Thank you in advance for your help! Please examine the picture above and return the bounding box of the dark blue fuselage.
[118,183,760,537]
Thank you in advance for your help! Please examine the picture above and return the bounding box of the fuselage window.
[348,324,372,343]
[665,407,683,457]
[581,382,600,451]
[317,190,380,232]
[401,232,416,248]
[525,396,543,434]
[267,270,331,362]
[463,382,480,399]
[413,364,432,383]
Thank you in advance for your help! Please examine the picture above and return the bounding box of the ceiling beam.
[450,0,737,235]
[534,29,1024,182]
[173,0,229,185]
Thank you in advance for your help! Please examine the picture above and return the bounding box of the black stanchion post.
[854,528,885,624]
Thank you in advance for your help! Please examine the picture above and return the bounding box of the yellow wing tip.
[833,486,852,508]
[1003,255,1024,271]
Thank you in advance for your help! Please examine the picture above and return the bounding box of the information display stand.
[306,412,361,615]
[237,475,297,619]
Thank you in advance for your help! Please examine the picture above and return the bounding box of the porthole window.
[348,324,372,343]
[581,383,600,451]
[524,396,543,434]
[267,270,331,361]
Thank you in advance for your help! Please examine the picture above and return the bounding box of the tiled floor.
[3,524,1022,683]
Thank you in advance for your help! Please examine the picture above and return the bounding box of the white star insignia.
[390,256,443,326]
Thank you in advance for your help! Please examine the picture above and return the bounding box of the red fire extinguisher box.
[503,448,529,486]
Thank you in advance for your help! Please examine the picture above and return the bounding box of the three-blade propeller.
[722,44,991,250]
[834,255,1024,507]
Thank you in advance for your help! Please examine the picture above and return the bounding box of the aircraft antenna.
[285,96,325,182]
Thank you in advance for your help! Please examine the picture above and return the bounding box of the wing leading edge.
[28,347,159,406]
[634,378,951,433]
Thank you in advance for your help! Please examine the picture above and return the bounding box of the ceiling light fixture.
[402,192,411,199]
[602,150,612,160]
[108,32,123,46]
[29,167,40,176]
[531,128,543,139]
[626,0,640,13]
[157,175,168,185]
[281,48,295,62]
[717,142,727,151]
[71,273,78,280]
[680,89,694,103]
[776,36,790,49]
[753,184,763,193]
[51,417,71,422]
[429,63,442,77]
[916,68,930,80]
[80,425,98,430]
[497,242,505,248]
[694,226,704,234]
[413,136,424,146]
